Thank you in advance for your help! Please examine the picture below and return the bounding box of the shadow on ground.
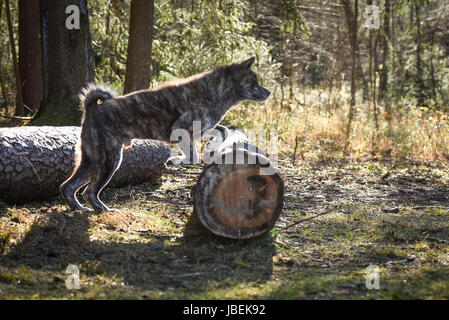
[0,208,275,296]
[1,159,449,299]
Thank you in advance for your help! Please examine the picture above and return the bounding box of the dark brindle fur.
[60,57,270,212]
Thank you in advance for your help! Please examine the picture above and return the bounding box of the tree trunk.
[0,0,8,106]
[366,0,378,136]
[342,0,358,149]
[379,0,390,100]
[31,0,95,126]
[5,0,25,117]
[0,126,170,203]
[415,3,425,107]
[123,0,154,94]
[19,0,43,116]
[380,0,391,131]
[193,128,284,239]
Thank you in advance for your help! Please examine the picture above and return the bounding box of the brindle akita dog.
[60,57,270,213]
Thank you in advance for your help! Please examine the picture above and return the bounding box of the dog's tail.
[79,83,116,111]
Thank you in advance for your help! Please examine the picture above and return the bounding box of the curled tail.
[79,83,116,111]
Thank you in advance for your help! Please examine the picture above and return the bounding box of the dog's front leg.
[184,134,200,164]
[168,134,200,165]
[202,124,230,154]
[209,124,230,142]
[168,112,201,165]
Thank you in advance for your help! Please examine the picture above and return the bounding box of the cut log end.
[194,162,284,239]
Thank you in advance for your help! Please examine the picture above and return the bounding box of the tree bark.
[380,0,392,132]
[19,0,43,116]
[123,0,154,94]
[0,126,170,203]
[31,0,95,126]
[366,0,379,135]
[379,0,390,101]
[341,0,358,149]
[5,0,25,117]
[0,0,8,106]
[415,3,425,107]
[193,128,284,239]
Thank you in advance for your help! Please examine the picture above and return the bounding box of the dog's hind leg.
[60,155,93,212]
[82,145,123,213]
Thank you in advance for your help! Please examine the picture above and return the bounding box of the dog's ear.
[241,57,255,69]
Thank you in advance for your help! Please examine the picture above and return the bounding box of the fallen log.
[193,127,284,239]
[0,126,170,203]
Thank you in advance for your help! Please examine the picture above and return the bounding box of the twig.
[279,207,336,231]
[0,114,33,120]
[427,237,449,245]
[407,205,449,210]
[383,205,449,212]
[172,272,204,278]
[17,152,42,182]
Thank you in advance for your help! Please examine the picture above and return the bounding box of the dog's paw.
[107,208,122,214]
[79,206,95,212]
[68,203,94,212]
[167,155,185,166]
[167,155,200,166]
[95,207,122,215]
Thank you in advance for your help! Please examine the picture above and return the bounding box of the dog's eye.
[97,99,103,105]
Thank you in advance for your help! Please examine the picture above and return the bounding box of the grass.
[225,86,449,163]
[1,158,448,299]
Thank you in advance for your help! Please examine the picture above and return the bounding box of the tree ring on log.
[194,157,284,239]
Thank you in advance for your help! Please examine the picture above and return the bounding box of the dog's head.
[231,57,271,102]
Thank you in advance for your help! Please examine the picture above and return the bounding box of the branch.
[0,114,32,120]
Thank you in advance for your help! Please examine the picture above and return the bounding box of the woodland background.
[0,0,448,161]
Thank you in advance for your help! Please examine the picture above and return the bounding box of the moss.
[30,91,83,126]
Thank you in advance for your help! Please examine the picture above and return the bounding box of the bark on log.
[0,126,170,203]
[193,128,284,239]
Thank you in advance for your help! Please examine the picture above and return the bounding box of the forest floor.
[1,157,449,299]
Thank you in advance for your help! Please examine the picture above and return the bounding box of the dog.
[60,57,271,213]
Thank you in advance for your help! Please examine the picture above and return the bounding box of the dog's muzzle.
[252,86,271,102]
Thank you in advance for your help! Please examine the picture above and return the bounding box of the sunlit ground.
[1,158,448,299]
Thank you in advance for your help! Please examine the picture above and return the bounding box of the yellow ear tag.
[97,99,103,105]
